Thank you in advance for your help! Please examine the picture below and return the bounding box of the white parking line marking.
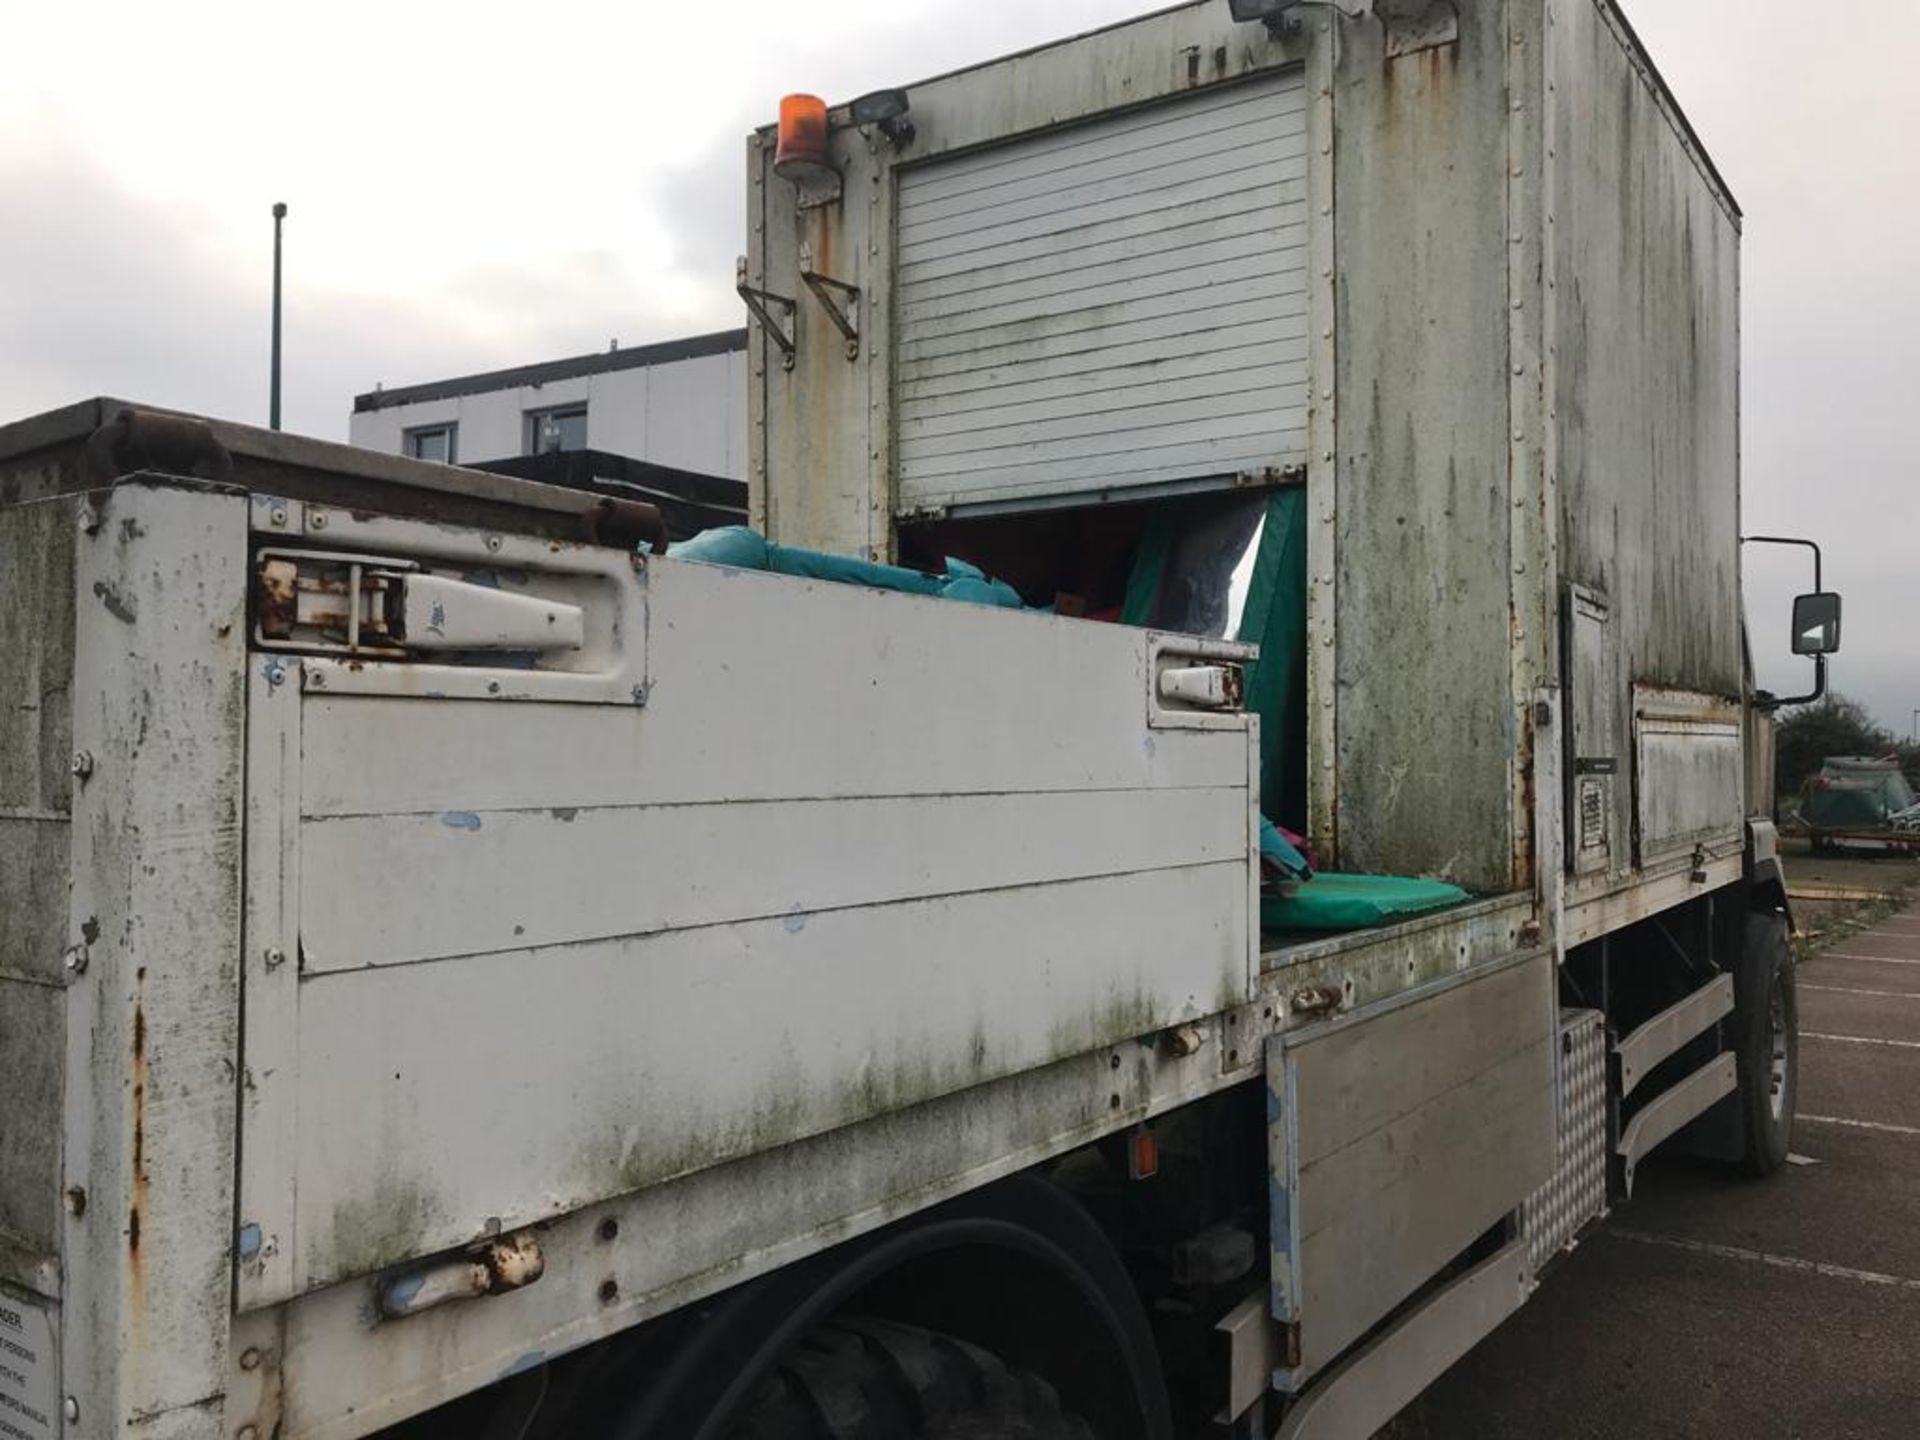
[1805,1032,1920,1050]
[1812,953,1920,967]
[1801,1114,1920,1137]
[1609,1229,1920,1291]
[1801,984,1920,1000]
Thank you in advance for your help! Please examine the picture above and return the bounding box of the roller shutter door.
[895,72,1311,514]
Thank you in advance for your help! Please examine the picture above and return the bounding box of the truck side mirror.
[1791,592,1843,656]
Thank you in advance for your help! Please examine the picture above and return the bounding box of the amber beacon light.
[774,94,835,183]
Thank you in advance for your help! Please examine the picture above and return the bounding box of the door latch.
[255,550,585,657]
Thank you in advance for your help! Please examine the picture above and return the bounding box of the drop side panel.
[1269,952,1556,1388]
[243,529,1258,1301]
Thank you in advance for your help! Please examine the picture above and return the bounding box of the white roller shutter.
[895,72,1311,514]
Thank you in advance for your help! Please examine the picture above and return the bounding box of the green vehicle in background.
[1801,757,1920,854]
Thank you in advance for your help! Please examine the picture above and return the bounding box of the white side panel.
[300,788,1244,973]
[289,862,1246,1295]
[895,73,1311,511]
[248,550,1257,1300]
[300,561,1248,816]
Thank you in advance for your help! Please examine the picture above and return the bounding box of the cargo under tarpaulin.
[1802,757,1917,831]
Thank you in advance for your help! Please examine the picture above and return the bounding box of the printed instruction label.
[0,1290,57,1440]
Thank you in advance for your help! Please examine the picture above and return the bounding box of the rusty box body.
[0,1,1748,1435]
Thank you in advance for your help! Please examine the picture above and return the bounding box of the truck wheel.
[727,1318,1096,1440]
[1733,911,1797,1177]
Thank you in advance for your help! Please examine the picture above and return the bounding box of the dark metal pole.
[270,202,288,431]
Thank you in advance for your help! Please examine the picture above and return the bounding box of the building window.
[405,424,457,463]
[526,405,588,455]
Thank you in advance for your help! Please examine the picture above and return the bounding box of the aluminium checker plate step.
[1521,1008,1609,1273]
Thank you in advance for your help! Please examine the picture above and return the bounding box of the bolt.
[263,947,285,971]
[70,750,94,779]
[308,510,328,531]
[485,535,504,553]
[65,1185,87,1217]
[63,946,89,976]
[268,506,289,528]
[239,1347,262,1371]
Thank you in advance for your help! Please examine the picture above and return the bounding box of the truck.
[0,2,1846,1437]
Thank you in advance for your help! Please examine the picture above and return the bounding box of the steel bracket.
[735,256,797,370]
[1274,1235,1529,1439]
[798,243,861,361]
[1614,973,1734,1100]
[1616,1051,1738,1195]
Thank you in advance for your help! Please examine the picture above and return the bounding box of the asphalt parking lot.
[1385,888,1920,1439]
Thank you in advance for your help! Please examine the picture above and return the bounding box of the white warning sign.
[0,1291,57,1440]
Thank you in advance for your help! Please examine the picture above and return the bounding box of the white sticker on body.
[0,1291,57,1440]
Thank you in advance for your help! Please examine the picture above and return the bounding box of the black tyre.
[1733,911,1797,1177]
[726,1319,1096,1440]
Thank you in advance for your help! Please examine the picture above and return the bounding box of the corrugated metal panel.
[895,74,1310,512]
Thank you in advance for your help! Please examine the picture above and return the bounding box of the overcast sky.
[2,1,1912,730]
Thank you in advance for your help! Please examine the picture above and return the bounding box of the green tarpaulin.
[1262,873,1471,933]
[1234,488,1309,831]
[674,526,1025,610]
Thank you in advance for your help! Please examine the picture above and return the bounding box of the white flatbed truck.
[0,2,1843,1437]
